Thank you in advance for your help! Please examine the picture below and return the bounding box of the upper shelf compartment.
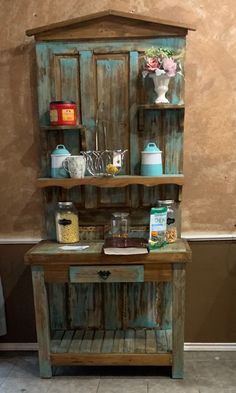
[37,175,184,189]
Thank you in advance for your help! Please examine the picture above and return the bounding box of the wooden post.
[32,266,52,378]
[172,263,185,378]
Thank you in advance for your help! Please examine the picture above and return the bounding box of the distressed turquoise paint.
[48,283,67,330]
[162,282,173,330]
[103,284,122,329]
[36,45,52,125]
[164,110,184,174]
[126,283,158,328]
[37,37,185,56]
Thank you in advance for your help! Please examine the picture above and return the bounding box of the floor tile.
[47,377,100,393]
[0,377,52,393]
[98,377,148,393]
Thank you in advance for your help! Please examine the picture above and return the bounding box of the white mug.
[62,155,86,178]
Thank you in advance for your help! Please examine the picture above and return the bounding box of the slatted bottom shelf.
[50,329,172,366]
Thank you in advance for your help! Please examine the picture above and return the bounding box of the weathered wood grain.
[36,175,185,189]
[172,264,185,378]
[69,265,144,283]
[32,266,52,378]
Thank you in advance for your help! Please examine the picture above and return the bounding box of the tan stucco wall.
[0,0,235,239]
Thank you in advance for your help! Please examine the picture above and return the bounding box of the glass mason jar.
[55,202,79,243]
[111,212,129,238]
[157,200,177,243]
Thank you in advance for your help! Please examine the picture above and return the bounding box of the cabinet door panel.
[95,54,130,206]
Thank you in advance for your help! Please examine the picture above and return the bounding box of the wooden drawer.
[69,265,144,283]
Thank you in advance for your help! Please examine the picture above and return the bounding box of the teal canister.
[51,144,71,178]
[141,143,163,176]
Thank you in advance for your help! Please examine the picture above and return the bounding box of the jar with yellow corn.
[55,202,79,243]
[157,200,177,243]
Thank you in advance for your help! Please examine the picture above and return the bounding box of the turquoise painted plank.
[155,329,168,353]
[80,329,94,352]
[37,38,185,56]
[162,282,173,330]
[101,330,114,353]
[90,330,104,352]
[126,283,158,328]
[69,329,84,352]
[103,284,122,329]
[48,283,67,330]
[124,329,135,352]
[69,283,102,328]
[145,329,157,353]
[112,330,125,352]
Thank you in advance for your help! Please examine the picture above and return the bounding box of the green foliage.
[145,47,174,58]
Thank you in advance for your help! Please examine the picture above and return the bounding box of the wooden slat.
[145,264,172,282]
[145,329,157,353]
[36,175,185,189]
[51,330,64,352]
[69,329,84,352]
[101,330,114,353]
[124,329,135,353]
[57,330,74,353]
[135,329,146,353]
[80,329,94,352]
[166,329,172,352]
[156,329,168,353]
[90,330,104,353]
[112,330,125,353]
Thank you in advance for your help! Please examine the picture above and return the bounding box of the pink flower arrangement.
[142,47,181,78]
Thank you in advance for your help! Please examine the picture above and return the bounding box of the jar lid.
[50,101,76,105]
[157,200,175,205]
[51,144,71,156]
[112,212,129,217]
[58,201,73,207]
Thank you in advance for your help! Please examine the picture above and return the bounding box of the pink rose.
[146,57,160,71]
[162,57,177,77]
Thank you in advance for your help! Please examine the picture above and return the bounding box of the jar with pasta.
[55,202,79,243]
[157,200,177,243]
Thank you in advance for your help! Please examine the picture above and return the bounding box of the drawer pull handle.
[98,270,111,280]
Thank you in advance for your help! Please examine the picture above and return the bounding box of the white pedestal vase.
[149,73,170,104]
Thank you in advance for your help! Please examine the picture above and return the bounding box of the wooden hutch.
[25,10,194,378]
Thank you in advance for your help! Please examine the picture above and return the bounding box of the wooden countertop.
[24,239,191,265]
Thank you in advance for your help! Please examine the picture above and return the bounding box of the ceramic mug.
[62,155,86,178]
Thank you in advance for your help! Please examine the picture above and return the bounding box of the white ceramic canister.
[141,142,163,176]
[51,144,71,178]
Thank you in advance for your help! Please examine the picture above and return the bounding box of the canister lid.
[51,144,71,156]
[50,101,76,105]
[142,143,161,153]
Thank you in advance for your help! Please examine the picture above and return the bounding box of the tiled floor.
[0,351,236,392]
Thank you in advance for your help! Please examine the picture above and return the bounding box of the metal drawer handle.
[98,270,111,280]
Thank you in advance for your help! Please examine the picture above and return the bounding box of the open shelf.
[37,175,184,189]
[51,328,172,353]
[138,104,184,110]
[40,125,83,131]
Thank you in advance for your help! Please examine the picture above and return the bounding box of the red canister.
[50,101,77,126]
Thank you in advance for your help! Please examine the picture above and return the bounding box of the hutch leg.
[172,263,185,379]
[32,266,52,378]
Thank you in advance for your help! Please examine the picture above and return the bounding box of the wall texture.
[0,0,236,239]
